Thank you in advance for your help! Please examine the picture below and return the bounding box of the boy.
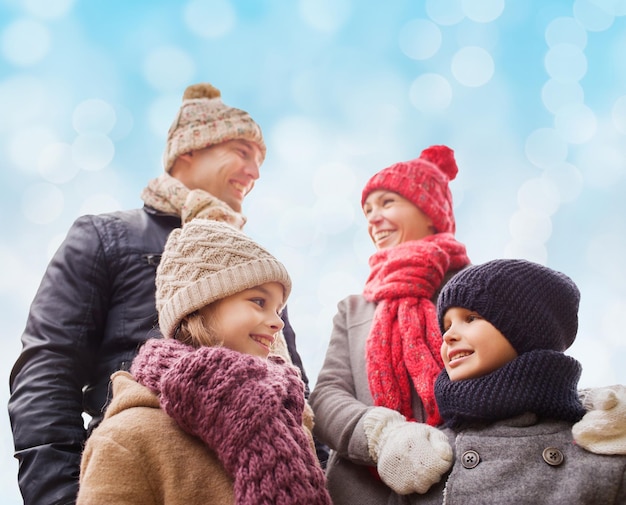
[407,259,626,504]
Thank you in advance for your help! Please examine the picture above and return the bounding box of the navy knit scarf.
[434,349,586,429]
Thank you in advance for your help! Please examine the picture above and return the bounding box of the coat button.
[542,447,564,466]
[461,450,480,469]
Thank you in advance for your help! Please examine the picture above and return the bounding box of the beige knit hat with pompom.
[156,219,291,338]
[163,83,266,172]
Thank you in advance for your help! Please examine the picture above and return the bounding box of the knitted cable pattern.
[131,339,331,505]
[434,349,586,429]
[141,172,247,229]
[363,233,470,426]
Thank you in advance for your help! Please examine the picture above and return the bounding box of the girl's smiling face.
[198,282,285,358]
[440,307,518,381]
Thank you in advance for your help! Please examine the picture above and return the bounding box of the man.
[8,82,310,505]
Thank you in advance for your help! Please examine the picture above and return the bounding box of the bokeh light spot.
[278,207,317,247]
[143,46,196,91]
[313,162,357,198]
[509,208,553,244]
[541,162,583,203]
[71,134,115,171]
[545,16,588,49]
[299,0,352,32]
[451,46,494,87]
[38,142,80,184]
[109,105,134,141]
[587,233,626,279]
[271,116,325,163]
[147,93,181,139]
[398,19,442,60]
[545,43,587,82]
[1,18,50,66]
[312,197,355,235]
[612,95,626,134]
[601,299,626,347]
[183,0,236,38]
[573,0,615,31]
[72,99,117,135]
[21,183,64,225]
[9,126,57,173]
[425,0,464,26]
[517,177,561,216]
[541,79,584,114]
[0,246,22,292]
[461,0,504,23]
[525,128,568,168]
[0,75,47,132]
[409,73,452,112]
[576,142,625,189]
[23,0,76,19]
[554,103,597,144]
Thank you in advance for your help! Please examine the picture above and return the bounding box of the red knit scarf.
[363,233,470,426]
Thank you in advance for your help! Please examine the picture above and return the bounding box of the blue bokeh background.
[2,0,626,502]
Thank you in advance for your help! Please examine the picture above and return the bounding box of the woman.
[309,145,471,503]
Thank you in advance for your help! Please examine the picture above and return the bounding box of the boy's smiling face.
[440,307,518,381]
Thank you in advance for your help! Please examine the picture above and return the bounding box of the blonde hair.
[175,305,222,348]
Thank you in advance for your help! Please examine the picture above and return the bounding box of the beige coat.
[78,370,317,504]
[77,371,234,504]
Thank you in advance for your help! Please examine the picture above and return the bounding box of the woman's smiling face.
[363,190,436,249]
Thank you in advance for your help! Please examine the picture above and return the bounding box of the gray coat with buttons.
[396,412,626,505]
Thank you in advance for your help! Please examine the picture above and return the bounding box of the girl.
[77,219,330,505]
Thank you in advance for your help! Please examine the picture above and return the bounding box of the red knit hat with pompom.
[361,145,459,234]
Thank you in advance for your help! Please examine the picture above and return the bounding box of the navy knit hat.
[437,259,580,354]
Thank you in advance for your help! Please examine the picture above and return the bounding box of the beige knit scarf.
[141,173,247,230]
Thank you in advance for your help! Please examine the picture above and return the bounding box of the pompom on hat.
[163,83,266,173]
[361,145,459,234]
[156,219,291,338]
[437,259,580,355]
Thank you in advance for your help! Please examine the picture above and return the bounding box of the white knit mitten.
[573,385,626,455]
[363,407,453,495]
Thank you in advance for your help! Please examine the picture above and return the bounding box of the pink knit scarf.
[131,339,331,505]
[363,233,470,426]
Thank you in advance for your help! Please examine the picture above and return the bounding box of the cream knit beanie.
[163,83,266,172]
[156,219,291,338]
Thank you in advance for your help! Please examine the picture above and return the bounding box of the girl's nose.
[270,311,285,332]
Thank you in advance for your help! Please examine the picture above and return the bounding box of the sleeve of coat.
[8,216,110,505]
[77,431,155,505]
[309,298,375,465]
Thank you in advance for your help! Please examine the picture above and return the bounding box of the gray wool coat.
[310,294,427,505]
[310,295,626,505]
[395,413,626,505]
